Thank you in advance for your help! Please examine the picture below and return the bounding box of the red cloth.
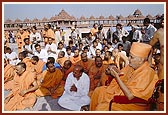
[113,96,148,104]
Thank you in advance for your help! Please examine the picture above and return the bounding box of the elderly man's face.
[48,38,53,44]
[129,53,144,69]
[73,67,82,80]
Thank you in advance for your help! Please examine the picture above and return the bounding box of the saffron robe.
[56,57,68,67]
[88,64,108,97]
[90,62,158,111]
[103,59,114,65]
[4,71,37,111]
[4,64,15,84]
[35,68,64,99]
[70,56,81,64]
[76,59,94,74]
[31,60,46,85]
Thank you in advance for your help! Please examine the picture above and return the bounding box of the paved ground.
[4,90,71,111]
[33,96,71,111]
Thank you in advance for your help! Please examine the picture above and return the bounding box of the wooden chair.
[109,79,164,111]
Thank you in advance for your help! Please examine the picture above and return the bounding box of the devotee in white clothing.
[30,26,42,43]
[45,37,57,58]
[89,40,98,58]
[58,65,90,111]
[5,47,19,65]
[34,44,48,62]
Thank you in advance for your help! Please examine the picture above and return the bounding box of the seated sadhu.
[60,60,74,86]
[4,62,38,111]
[35,61,64,99]
[90,42,159,111]
[88,56,108,97]
[30,56,46,85]
[76,52,94,75]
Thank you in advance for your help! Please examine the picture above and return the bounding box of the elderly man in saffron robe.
[90,42,159,111]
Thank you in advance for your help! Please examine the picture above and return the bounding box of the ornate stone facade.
[4,9,163,31]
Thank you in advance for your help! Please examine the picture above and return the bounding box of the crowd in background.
[3,17,164,111]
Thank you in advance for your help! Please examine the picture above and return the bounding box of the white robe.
[65,52,74,59]
[89,45,97,57]
[34,49,48,62]
[132,29,143,42]
[58,72,90,111]
[55,30,61,43]
[5,52,19,65]
[30,32,42,42]
[45,43,57,58]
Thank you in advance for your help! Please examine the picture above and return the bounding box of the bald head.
[15,62,26,76]
[74,65,83,73]
[73,65,84,80]
[63,60,72,69]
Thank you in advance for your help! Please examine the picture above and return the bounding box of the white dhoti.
[58,92,90,111]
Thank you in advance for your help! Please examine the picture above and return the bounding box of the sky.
[3,2,165,21]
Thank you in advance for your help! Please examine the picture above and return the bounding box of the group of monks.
[3,18,164,111]
[4,51,113,111]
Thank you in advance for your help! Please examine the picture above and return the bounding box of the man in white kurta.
[30,27,42,43]
[58,65,90,111]
[54,27,61,43]
[22,38,35,58]
[34,44,48,62]
[45,37,57,58]
[5,47,19,65]
[89,40,98,58]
